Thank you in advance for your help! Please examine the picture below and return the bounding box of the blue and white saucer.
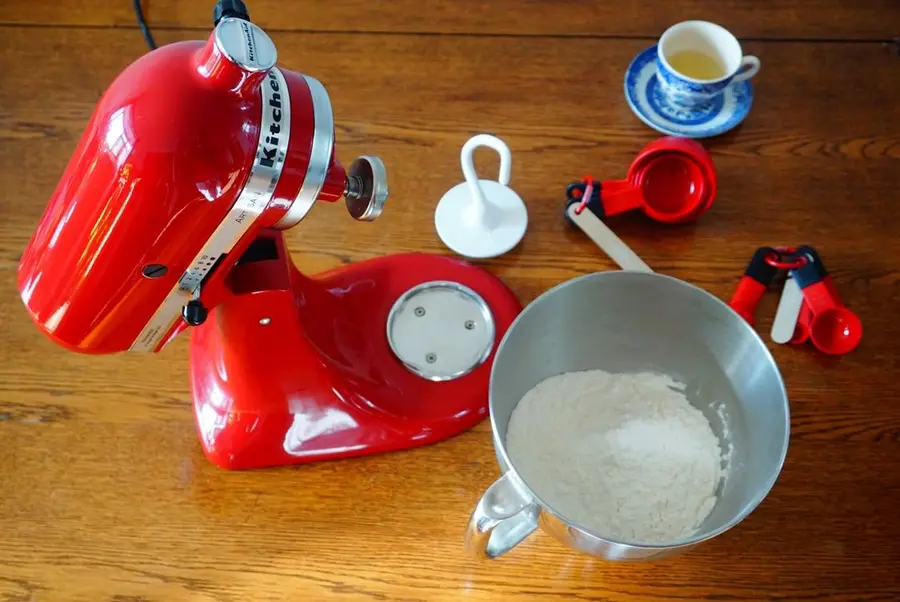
[624,45,753,139]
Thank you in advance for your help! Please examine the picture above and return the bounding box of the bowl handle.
[465,472,540,560]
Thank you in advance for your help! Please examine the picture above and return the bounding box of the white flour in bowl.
[506,369,725,543]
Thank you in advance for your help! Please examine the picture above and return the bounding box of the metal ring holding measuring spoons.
[764,247,807,270]
[434,134,528,259]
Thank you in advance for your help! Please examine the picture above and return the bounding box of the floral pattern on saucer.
[624,45,753,138]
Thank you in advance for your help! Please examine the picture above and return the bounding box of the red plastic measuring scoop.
[790,302,813,345]
[809,306,862,355]
[789,246,863,355]
[566,137,717,224]
[790,276,844,346]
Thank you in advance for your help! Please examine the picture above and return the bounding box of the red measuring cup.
[565,137,717,224]
[789,246,862,355]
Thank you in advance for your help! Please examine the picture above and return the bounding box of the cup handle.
[732,56,760,82]
[465,472,540,560]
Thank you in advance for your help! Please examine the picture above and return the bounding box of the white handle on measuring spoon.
[771,275,803,344]
[566,203,653,273]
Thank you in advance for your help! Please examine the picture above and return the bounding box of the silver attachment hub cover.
[215,17,277,72]
[346,156,389,221]
[387,281,495,381]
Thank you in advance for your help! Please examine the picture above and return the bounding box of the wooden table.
[2,2,899,600]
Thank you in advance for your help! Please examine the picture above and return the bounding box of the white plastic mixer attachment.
[435,134,529,259]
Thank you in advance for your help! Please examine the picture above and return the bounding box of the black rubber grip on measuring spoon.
[744,246,780,286]
[564,179,604,225]
[788,245,827,289]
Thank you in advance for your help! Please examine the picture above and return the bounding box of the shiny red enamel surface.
[17,20,524,469]
[802,279,863,355]
[17,29,345,354]
[791,302,813,345]
[189,231,522,470]
[728,276,767,325]
[18,37,259,353]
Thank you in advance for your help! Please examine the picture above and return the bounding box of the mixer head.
[17,12,387,355]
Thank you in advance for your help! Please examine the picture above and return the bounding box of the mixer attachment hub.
[345,155,388,221]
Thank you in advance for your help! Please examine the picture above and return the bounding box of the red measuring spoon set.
[728,246,862,355]
[564,137,862,356]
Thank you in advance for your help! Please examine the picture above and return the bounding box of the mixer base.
[188,230,521,469]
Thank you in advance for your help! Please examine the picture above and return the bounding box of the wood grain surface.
[1,0,899,40]
[2,2,900,601]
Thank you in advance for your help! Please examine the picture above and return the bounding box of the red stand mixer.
[17,6,521,469]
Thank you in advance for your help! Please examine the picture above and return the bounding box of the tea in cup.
[656,21,760,108]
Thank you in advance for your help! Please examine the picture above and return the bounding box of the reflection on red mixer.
[17,10,521,469]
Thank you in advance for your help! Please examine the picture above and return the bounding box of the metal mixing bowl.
[481,270,790,560]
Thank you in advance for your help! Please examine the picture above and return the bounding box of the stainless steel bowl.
[466,270,790,560]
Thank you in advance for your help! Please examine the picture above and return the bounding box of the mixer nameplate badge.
[130,68,292,352]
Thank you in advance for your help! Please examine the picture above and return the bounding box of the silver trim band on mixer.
[274,75,335,229]
[130,68,292,352]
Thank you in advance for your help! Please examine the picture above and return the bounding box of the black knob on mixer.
[213,0,251,25]
[182,299,209,326]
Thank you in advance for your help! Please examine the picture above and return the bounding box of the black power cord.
[132,1,251,52]
[214,0,251,25]
[133,0,157,50]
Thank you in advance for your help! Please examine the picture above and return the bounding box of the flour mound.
[506,369,723,543]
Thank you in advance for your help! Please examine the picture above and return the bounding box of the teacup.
[656,20,760,108]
